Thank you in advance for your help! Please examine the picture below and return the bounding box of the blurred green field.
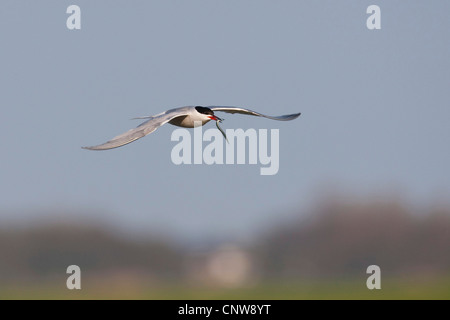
[2,277,449,300]
[2,203,450,300]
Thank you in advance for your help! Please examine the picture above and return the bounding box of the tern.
[82,106,301,150]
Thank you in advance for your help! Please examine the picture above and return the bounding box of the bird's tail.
[131,116,153,120]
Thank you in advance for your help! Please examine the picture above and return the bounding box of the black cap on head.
[195,106,214,115]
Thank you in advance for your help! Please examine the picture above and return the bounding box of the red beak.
[208,115,219,121]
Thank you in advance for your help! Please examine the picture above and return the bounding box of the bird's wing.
[209,106,301,121]
[82,110,188,150]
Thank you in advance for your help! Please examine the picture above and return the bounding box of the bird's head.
[195,106,223,122]
[195,106,228,142]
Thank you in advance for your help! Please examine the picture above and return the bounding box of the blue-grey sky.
[1,1,449,242]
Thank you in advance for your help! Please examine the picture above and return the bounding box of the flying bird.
[82,106,301,150]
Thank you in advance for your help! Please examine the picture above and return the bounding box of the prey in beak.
[208,115,228,143]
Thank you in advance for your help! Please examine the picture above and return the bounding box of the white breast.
[169,114,211,128]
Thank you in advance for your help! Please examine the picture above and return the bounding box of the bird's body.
[166,106,214,128]
[83,106,300,150]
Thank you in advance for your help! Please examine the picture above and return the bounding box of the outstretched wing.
[82,110,187,150]
[209,106,300,121]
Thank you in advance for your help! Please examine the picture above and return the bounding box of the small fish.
[216,119,229,143]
